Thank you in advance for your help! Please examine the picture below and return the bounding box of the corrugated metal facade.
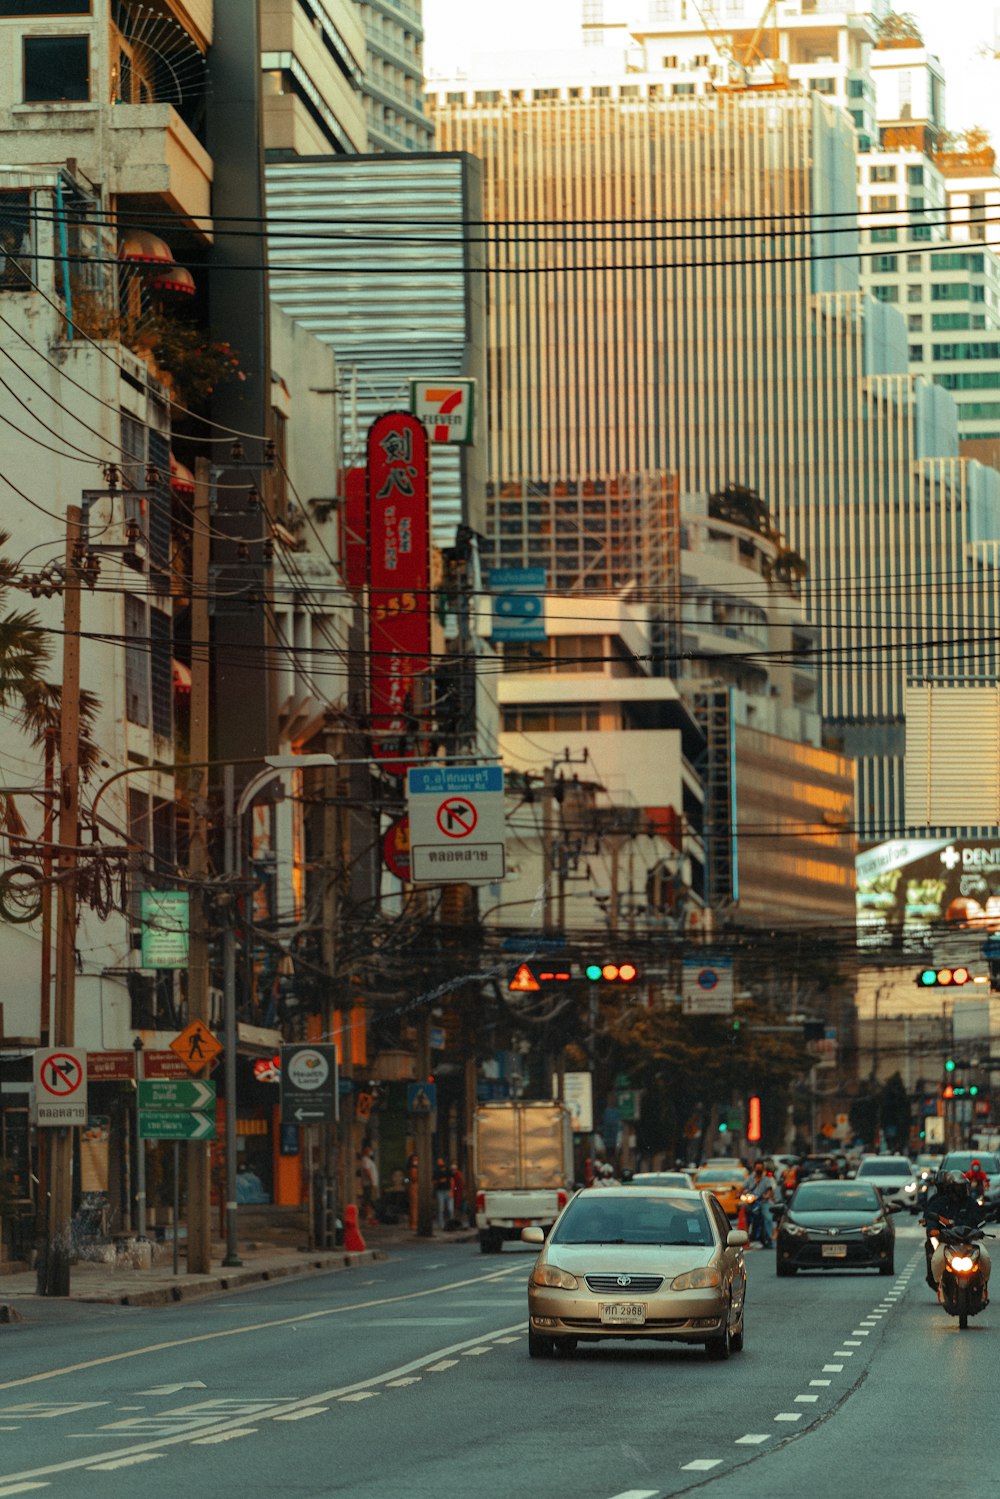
[265,152,486,546]
[430,89,1000,840]
[904,684,1000,830]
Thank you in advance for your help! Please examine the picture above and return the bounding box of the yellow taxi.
[692,1164,746,1218]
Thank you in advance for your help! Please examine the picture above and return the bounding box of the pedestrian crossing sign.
[169,1019,223,1074]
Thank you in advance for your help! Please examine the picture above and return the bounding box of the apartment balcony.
[107,104,213,232]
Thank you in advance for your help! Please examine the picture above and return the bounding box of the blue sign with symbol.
[407,1081,438,1114]
[697,969,720,990]
[490,567,548,643]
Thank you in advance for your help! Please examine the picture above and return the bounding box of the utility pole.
[39,506,82,1297]
[185,459,213,1274]
[415,1009,434,1236]
[320,736,339,1250]
[541,765,555,934]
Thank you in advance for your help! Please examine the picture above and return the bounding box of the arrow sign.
[138,1079,216,1111]
[294,1107,327,1122]
[139,1110,216,1141]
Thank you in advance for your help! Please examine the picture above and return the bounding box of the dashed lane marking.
[774,1414,802,1423]
[810,1380,832,1387]
[794,1395,819,1404]
[385,1379,421,1388]
[339,1393,379,1403]
[84,1456,162,1471]
[833,1350,854,1357]
[425,1360,459,1372]
[0,1487,49,1496]
[273,1408,329,1420]
[189,1431,257,1445]
[843,1340,862,1347]
[606,1490,660,1498]
[461,1347,492,1356]
[681,1460,723,1472]
[494,1336,521,1344]
[735,1435,770,1446]
[823,1365,844,1372]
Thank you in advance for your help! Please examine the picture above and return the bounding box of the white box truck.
[473,1100,575,1253]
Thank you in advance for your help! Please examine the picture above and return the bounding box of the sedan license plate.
[599,1301,647,1325]
[822,1243,847,1258]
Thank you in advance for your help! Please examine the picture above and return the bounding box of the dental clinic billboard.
[857,837,1000,951]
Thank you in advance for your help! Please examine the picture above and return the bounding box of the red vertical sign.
[367,413,431,775]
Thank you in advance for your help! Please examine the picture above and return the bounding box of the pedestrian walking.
[450,1161,464,1225]
[358,1141,380,1225]
[406,1152,419,1232]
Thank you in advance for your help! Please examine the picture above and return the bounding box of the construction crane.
[689,0,787,91]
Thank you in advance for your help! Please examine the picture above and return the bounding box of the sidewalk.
[0,1218,479,1313]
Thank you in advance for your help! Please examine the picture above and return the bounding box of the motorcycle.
[932,1219,992,1329]
[738,1191,770,1247]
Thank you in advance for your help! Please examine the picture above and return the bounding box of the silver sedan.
[524,1185,748,1359]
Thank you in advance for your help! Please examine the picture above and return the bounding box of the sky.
[422,0,1000,137]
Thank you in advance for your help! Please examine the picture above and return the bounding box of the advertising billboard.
[367,413,431,776]
[857,837,1000,950]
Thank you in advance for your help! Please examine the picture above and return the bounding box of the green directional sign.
[139,1110,215,1141]
[138,1079,216,1111]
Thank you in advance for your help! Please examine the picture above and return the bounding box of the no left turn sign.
[436,797,478,839]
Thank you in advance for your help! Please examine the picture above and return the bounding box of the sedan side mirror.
[521,1226,545,1245]
[727,1229,749,1247]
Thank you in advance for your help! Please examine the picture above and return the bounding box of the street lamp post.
[221,753,335,1268]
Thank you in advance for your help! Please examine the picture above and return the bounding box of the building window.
[870,227,897,244]
[870,194,897,212]
[692,53,710,67]
[907,284,922,303]
[935,371,1000,390]
[869,164,896,183]
[662,54,678,67]
[124,595,149,727]
[620,84,640,96]
[446,91,464,103]
[149,607,172,741]
[931,283,969,301]
[809,77,835,94]
[909,344,923,361]
[906,254,922,271]
[911,224,933,242]
[2,1,90,10]
[931,312,971,330]
[933,342,1000,361]
[907,165,924,186]
[848,77,865,98]
[0,190,33,290]
[873,254,897,272]
[872,284,899,303]
[672,82,696,95]
[907,314,923,331]
[591,85,610,97]
[23,35,89,101]
[956,401,1000,420]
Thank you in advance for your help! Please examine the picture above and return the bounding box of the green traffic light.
[920,969,938,985]
[945,1058,956,1072]
[971,1085,979,1097]
[718,1122,728,1132]
[585,964,602,981]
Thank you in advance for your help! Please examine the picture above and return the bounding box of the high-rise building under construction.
[429,80,1000,840]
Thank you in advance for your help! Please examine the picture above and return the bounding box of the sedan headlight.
[781,1220,808,1237]
[904,1181,917,1195]
[861,1221,887,1237]
[671,1266,722,1291]
[530,1264,579,1291]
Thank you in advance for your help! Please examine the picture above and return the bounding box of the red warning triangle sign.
[509,963,540,992]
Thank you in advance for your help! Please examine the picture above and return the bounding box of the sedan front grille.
[585,1274,664,1294]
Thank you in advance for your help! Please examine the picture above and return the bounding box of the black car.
[776,1179,899,1276]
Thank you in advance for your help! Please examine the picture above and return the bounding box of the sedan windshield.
[943,1154,1000,1173]
[552,1194,714,1246]
[791,1183,881,1213]
[856,1160,910,1177]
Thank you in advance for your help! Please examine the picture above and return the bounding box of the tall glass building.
[429,84,1000,839]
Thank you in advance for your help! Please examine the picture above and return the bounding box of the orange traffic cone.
[343,1203,366,1252]
[736,1204,747,1232]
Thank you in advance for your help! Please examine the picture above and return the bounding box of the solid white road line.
[189,1431,256,1445]
[273,1408,330,1420]
[84,1456,162,1470]
[0,1486,49,1496]
[0,1266,527,1395]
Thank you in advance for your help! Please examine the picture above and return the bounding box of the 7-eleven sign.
[409,379,476,445]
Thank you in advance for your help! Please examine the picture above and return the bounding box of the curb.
[69,1248,388,1307]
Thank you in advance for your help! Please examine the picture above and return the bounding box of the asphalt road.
[0,1221,987,1499]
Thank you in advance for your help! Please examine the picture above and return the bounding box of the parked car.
[692,1165,747,1218]
[523,1185,748,1358]
[776,1179,899,1276]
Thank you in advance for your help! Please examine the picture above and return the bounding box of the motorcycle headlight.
[530,1264,579,1291]
[943,1245,980,1271]
[948,1254,976,1273]
[671,1266,722,1291]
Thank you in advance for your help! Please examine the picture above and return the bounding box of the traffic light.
[917,967,971,987]
[584,959,639,984]
[945,1057,956,1073]
[507,962,573,992]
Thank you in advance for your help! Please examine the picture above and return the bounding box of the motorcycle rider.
[923,1170,996,1301]
[740,1159,774,1248]
[964,1158,990,1199]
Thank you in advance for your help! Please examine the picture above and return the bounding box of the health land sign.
[367,413,430,776]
